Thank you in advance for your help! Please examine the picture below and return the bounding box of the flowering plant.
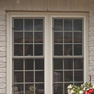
[67,75,94,94]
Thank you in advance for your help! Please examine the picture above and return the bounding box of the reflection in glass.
[74,71,83,81]
[64,71,73,81]
[64,59,73,69]
[35,44,43,56]
[25,32,33,43]
[25,59,33,70]
[14,84,23,94]
[64,32,72,43]
[54,32,63,43]
[35,84,44,94]
[54,71,63,82]
[34,32,43,43]
[54,44,63,55]
[14,19,23,30]
[14,72,23,82]
[25,45,33,56]
[14,32,23,43]
[64,44,72,55]
[54,83,63,94]
[35,71,44,82]
[54,59,63,69]
[74,19,82,31]
[25,72,34,82]
[54,19,63,31]
[25,19,33,30]
[74,44,82,55]
[74,59,83,69]
[74,32,82,43]
[14,45,23,56]
[25,84,34,94]
[64,19,72,31]
[14,59,23,70]
[35,59,44,70]
[34,19,43,30]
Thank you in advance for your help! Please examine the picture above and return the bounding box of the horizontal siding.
[0,0,89,11]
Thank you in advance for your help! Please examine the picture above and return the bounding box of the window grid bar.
[23,19,25,56]
[24,59,25,94]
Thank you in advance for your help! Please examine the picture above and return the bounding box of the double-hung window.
[7,13,88,94]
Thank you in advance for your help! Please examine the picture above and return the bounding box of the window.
[7,13,88,94]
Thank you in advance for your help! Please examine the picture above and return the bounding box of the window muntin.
[53,18,83,94]
[13,18,44,94]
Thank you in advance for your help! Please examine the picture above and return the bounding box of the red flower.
[89,89,93,93]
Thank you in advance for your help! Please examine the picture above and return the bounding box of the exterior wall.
[0,0,94,93]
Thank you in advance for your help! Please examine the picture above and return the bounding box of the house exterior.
[0,0,94,94]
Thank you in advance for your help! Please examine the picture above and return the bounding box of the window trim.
[7,12,88,94]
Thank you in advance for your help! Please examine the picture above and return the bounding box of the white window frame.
[7,12,89,94]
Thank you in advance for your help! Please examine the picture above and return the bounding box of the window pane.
[14,19,23,30]
[25,45,33,56]
[54,44,63,55]
[64,44,72,55]
[14,45,23,56]
[64,32,72,43]
[25,59,33,70]
[64,59,73,69]
[54,71,63,82]
[25,32,33,43]
[54,83,63,94]
[25,19,33,30]
[14,32,23,43]
[54,19,63,31]
[34,19,43,30]
[54,32,63,43]
[74,32,82,43]
[34,32,43,43]
[64,19,72,31]
[74,19,82,31]
[14,59,23,70]
[54,59,63,69]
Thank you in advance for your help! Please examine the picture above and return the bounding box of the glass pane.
[74,32,82,43]
[54,59,63,69]
[74,19,82,31]
[74,71,83,81]
[64,32,72,43]
[14,59,23,70]
[25,19,33,30]
[54,19,63,31]
[74,59,83,69]
[14,72,23,82]
[34,19,43,30]
[54,71,63,82]
[35,71,44,82]
[34,32,43,43]
[25,45,33,56]
[35,59,44,70]
[25,59,33,70]
[34,44,43,56]
[25,84,34,94]
[54,32,63,43]
[64,71,73,81]
[64,44,72,55]
[54,83,63,94]
[64,19,72,31]
[54,44,63,55]
[25,72,34,82]
[14,84,23,94]
[14,19,23,30]
[35,84,44,94]
[14,45,23,56]
[74,44,82,55]
[14,32,23,43]
[25,32,33,43]
[64,59,73,69]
